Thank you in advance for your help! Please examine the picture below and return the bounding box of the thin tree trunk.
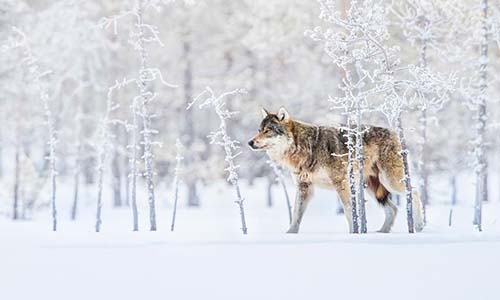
[0,127,3,178]
[397,114,414,233]
[71,165,80,221]
[95,81,118,232]
[347,114,359,233]
[268,160,292,224]
[95,149,105,232]
[451,174,458,206]
[483,166,488,202]
[418,107,429,224]
[71,103,84,221]
[171,177,180,231]
[137,0,157,231]
[111,137,122,207]
[417,36,430,224]
[18,30,57,230]
[13,143,20,220]
[449,174,457,226]
[207,89,248,234]
[170,139,183,231]
[123,126,130,207]
[267,178,273,207]
[130,99,139,232]
[235,183,248,235]
[183,38,200,207]
[281,180,292,224]
[473,0,489,231]
[49,129,57,232]
[135,0,157,231]
[355,101,367,234]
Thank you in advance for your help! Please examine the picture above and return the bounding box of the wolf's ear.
[277,107,290,122]
[261,107,270,118]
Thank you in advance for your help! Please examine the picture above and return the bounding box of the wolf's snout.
[248,140,256,148]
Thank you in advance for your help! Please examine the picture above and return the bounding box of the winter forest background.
[1,0,500,299]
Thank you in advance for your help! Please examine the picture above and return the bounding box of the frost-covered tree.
[309,0,429,233]
[7,28,59,231]
[170,139,184,231]
[98,0,175,231]
[391,0,457,222]
[447,0,500,231]
[189,87,248,234]
[95,80,126,232]
[308,0,403,233]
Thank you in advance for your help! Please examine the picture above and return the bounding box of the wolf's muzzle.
[248,140,256,149]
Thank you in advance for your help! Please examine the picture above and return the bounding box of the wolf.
[248,107,424,234]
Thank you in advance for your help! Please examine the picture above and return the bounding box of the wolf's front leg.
[287,182,313,234]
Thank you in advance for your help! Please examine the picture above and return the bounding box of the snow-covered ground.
[1,177,499,300]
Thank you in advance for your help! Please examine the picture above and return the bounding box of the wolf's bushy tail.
[367,175,390,205]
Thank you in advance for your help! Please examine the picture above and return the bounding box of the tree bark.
[130,98,139,231]
[137,0,157,231]
[417,37,429,224]
[355,101,367,233]
[13,143,20,220]
[266,178,273,207]
[347,115,359,233]
[473,0,489,231]
[182,38,200,207]
[111,129,122,208]
[397,115,414,233]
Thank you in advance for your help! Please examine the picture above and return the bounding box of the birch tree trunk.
[0,128,3,178]
[40,78,58,232]
[95,83,117,232]
[473,0,489,232]
[111,132,122,207]
[355,101,367,233]
[396,115,414,233]
[346,115,359,233]
[13,141,20,220]
[71,100,84,221]
[130,98,139,232]
[182,38,200,207]
[122,126,130,207]
[418,107,428,224]
[449,174,457,226]
[268,159,292,224]
[171,177,180,231]
[48,116,57,232]
[266,178,273,207]
[170,140,183,232]
[137,0,157,231]
[71,143,81,221]
[95,150,105,232]
[417,38,429,224]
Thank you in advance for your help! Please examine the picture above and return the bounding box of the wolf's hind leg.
[379,168,424,232]
[378,195,398,233]
[287,182,313,234]
[367,176,398,233]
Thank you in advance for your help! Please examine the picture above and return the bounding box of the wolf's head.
[248,107,293,153]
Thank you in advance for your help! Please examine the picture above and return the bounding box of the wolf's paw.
[377,228,391,233]
[286,227,299,234]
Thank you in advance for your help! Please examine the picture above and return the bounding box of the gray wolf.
[248,107,424,233]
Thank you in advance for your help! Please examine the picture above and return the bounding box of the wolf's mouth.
[248,145,267,151]
[248,141,268,151]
